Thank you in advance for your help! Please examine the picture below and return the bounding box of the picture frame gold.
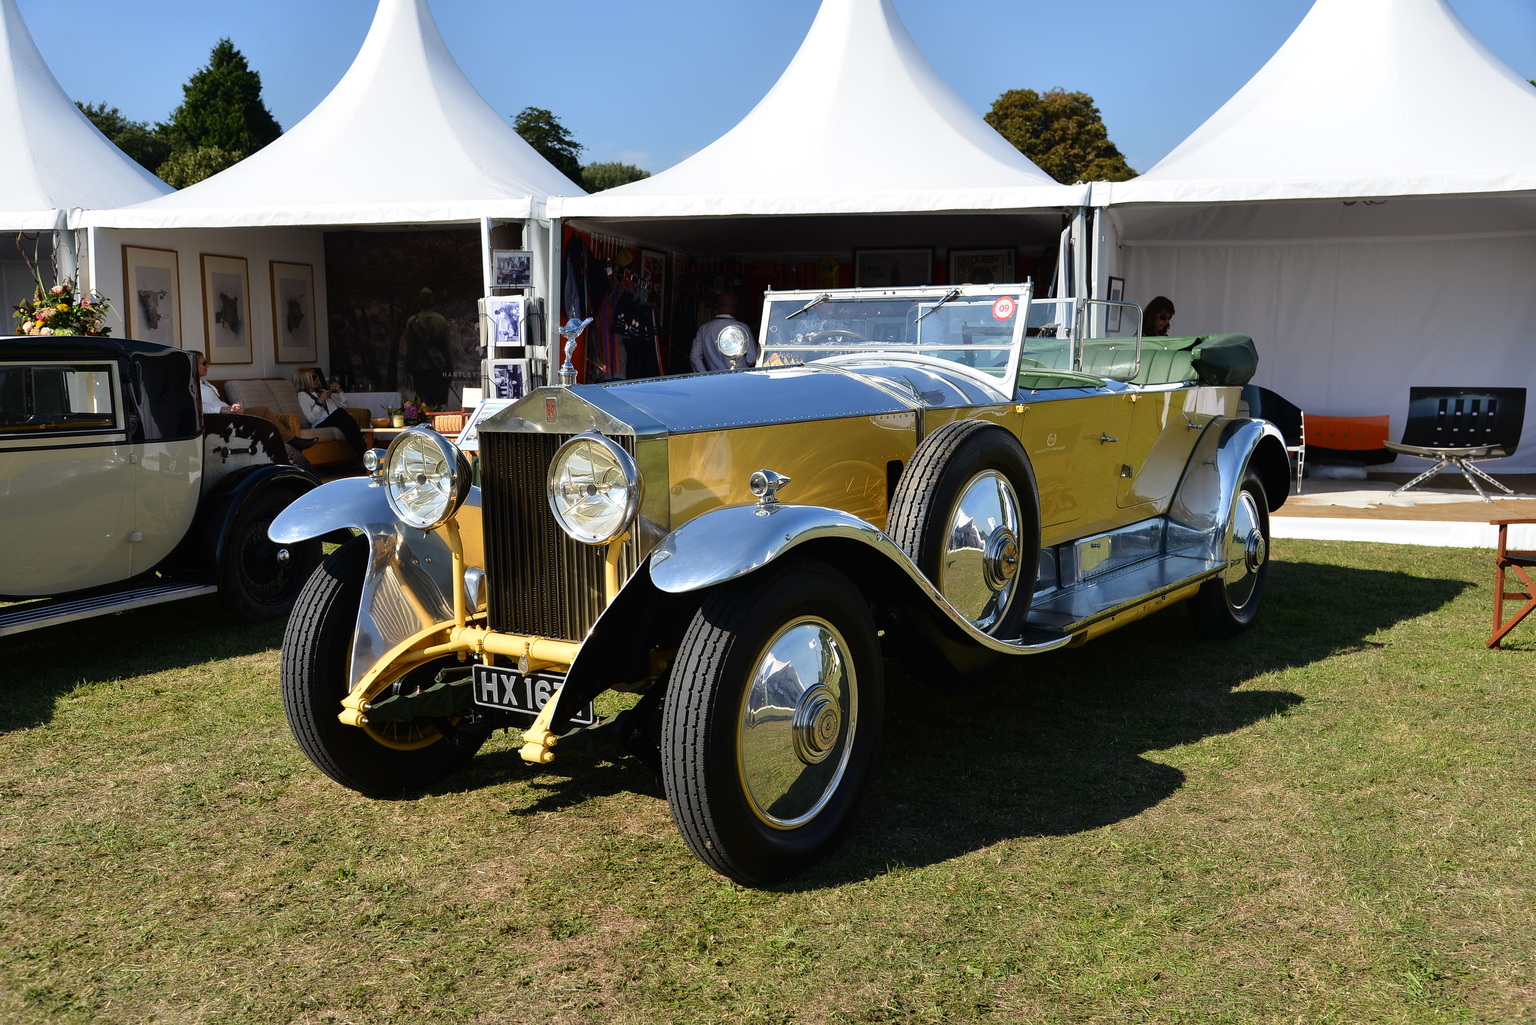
[122,245,181,347]
[270,261,317,364]
[200,254,251,365]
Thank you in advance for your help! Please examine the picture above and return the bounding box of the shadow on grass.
[0,595,286,734]
[420,557,1470,887]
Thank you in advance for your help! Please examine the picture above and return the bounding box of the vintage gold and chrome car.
[271,283,1289,886]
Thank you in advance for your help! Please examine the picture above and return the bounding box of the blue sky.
[22,0,1536,176]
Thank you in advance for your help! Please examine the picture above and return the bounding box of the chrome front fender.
[270,476,483,691]
[650,503,1070,656]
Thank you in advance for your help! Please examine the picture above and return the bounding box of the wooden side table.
[1488,519,1536,649]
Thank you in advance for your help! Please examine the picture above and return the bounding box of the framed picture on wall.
[200,254,251,365]
[949,248,1016,286]
[270,261,316,363]
[122,245,181,347]
[854,248,932,288]
[1106,275,1126,332]
[493,249,532,288]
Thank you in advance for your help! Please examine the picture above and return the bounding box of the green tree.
[580,161,650,192]
[76,102,173,175]
[162,38,281,161]
[513,106,583,183]
[984,88,1136,185]
[156,147,243,189]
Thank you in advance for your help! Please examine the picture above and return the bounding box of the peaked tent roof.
[552,0,1084,222]
[1108,0,1536,206]
[86,0,582,230]
[0,0,170,230]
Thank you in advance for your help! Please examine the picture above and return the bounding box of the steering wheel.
[805,329,872,346]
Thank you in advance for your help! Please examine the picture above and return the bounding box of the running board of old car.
[0,582,219,638]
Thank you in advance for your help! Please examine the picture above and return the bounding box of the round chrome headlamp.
[382,427,473,530]
[716,323,750,361]
[547,433,641,545]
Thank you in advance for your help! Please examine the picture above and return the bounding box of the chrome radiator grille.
[481,430,642,642]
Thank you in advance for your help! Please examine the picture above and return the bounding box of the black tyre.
[887,419,1040,638]
[281,537,484,796]
[1189,470,1270,637]
[218,487,321,622]
[661,559,884,886]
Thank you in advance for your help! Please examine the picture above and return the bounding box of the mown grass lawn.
[1,538,1532,1024]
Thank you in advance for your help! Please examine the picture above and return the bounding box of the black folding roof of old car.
[0,336,180,361]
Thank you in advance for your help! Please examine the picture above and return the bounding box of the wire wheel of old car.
[661,558,884,886]
[218,486,321,622]
[887,419,1040,639]
[281,537,484,797]
[1189,470,1271,637]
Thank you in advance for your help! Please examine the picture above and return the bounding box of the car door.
[0,360,136,596]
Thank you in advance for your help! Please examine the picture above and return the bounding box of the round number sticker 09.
[991,296,1017,321]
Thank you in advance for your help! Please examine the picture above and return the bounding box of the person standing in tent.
[1142,296,1176,336]
[403,287,453,407]
[689,293,758,372]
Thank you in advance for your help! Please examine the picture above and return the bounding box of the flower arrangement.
[402,395,433,425]
[13,279,115,337]
[382,396,434,426]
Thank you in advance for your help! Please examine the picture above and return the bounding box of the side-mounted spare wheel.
[661,557,884,886]
[886,419,1041,640]
[281,537,485,797]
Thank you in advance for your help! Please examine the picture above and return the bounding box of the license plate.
[470,664,597,726]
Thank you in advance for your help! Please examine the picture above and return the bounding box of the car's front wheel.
[661,558,884,886]
[1189,470,1271,637]
[281,537,483,796]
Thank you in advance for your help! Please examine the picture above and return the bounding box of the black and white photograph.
[493,249,532,288]
[479,296,523,350]
[489,358,527,400]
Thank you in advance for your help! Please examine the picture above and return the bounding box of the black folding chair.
[1384,387,1526,502]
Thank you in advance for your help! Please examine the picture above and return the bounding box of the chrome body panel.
[270,477,482,692]
[649,503,1071,656]
[648,415,1284,647]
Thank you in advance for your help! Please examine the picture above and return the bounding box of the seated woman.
[196,350,313,449]
[293,366,366,456]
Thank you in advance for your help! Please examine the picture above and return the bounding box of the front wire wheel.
[280,536,484,796]
[661,559,884,886]
[1189,470,1271,637]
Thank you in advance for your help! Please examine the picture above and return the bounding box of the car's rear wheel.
[661,558,884,886]
[887,419,1040,639]
[281,537,483,796]
[1189,470,1270,637]
[219,487,320,622]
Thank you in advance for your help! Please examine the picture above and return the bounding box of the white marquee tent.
[551,0,1085,263]
[1099,0,1536,471]
[0,0,168,307]
[75,0,581,380]
[84,0,580,231]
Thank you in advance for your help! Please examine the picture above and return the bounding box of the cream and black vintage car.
[0,337,320,636]
[271,283,1288,886]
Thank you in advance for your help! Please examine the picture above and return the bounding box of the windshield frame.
[756,283,1035,400]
